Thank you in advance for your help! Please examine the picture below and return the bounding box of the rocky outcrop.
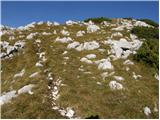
[0,40,25,59]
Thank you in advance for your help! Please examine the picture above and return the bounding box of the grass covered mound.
[84,17,112,23]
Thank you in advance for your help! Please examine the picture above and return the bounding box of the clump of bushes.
[133,39,159,71]
[84,17,112,24]
[123,17,133,20]
[132,26,159,71]
[131,26,159,39]
[138,19,159,28]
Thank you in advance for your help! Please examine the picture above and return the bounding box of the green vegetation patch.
[131,26,159,39]
[132,26,159,72]
[133,39,159,71]
[84,17,112,24]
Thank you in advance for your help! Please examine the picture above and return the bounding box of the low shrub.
[133,39,159,71]
[84,17,112,24]
[132,25,159,71]
[123,17,133,20]
[131,26,159,39]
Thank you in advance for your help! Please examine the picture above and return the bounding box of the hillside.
[0,18,159,119]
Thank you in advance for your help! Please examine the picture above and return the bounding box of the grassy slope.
[1,21,159,118]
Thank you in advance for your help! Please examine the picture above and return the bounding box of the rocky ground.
[0,18,159,118]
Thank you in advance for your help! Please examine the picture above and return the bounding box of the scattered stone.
[66,107,75,118]
[125,67,130,71]
[35,39,41,43]
[87,24,100,33]
[87,20,94,25]
[134,21,150,27]
[55,37,73,43]
[101,72,109,80]
[52,91,59,100]
[111,26,124,31]
[53,22,60,26]
[144,106,151,116]
[42,32,51,35]
[38,52,47,62]
[84,71,92,74]
[76,41,100,51]
[123,60,134,65]
[132,72,142,80]
[59,109,66,116]
[48,86,51,89]
[131,40,143,50]
[62,51,68,55]
[66,20,77,25]
[18,84,35,95]
[14,41,25,49]
[26,32,38,39]
[132,51,137,54]
[111,32,123,38]
[67,41,80,49]
[155,73,159,80]
[106,38,141,59]
[118,19,133,30]
[37,21,43,25]
[80,57,93,64]
[47,72,53,80]
[61,30,70,36]
[6,45,16,54]
[35,62,43,67]
[98,49,105,53]
[0,91,17,105]
[18,22,36,30]
[154,103,158,112]
[64,57,69,60]
[53,30,57,34]
[109,81,123,90]
[114,76,124,81]
[78,68,84,72]
[29,72,39,78]
[47,21,53,26]
[0,52,6,58]
[130,34,138,40]
[102,21,110,26]
[95,59,113,70]
[110,44,123,59]
[76,31,85,37]
[121,50,132,59]
[14,69,25,78]
[52,106,59,110]
[9,36,15,40]
[97,82,102,85]
[86,54,96,59]
[0,41,9,49]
